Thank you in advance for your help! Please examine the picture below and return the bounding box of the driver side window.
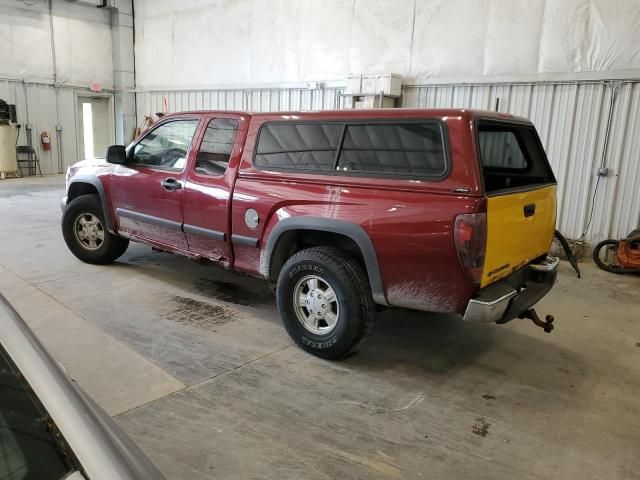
[130,120,199,170]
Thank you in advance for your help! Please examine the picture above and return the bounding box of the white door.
[77,96,113,160]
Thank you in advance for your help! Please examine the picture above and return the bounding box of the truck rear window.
[254,121,447,179]
[478,121,555,194]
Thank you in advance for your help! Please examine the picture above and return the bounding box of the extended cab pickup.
[61,109,559,359]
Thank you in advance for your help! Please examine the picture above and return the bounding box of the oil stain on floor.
[472,417,491,437]
[165,296,237,331]
[194,278,274,307]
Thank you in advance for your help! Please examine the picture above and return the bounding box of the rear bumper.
[463,256,559,323]
[60,196,67,212]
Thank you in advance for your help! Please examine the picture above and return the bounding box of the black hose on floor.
[592,239,640,275]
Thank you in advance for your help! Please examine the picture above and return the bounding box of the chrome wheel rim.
[292,275,339,335]
[73,213,105,251]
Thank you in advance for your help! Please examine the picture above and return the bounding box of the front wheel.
[276,247,375,359]
[62,194,129,264]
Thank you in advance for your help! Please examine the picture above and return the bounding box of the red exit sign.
[90,82,102,92]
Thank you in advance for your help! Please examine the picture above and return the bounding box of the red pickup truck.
[61,109,559,359]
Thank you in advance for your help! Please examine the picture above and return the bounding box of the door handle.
[161,177,182,191]
[523,203,536,217]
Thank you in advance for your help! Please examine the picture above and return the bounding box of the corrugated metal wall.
[137,81,640,244]
[0,80,112,175]
[136,87,344,119]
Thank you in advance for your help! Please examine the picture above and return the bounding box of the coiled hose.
[592,238,640,275]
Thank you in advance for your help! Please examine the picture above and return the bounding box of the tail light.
[454,213,487,285]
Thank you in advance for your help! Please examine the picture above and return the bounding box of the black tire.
[62,194,129,264]
[592,239,620,272]
[276,247,375,359]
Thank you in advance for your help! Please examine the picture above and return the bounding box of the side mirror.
[106,145,127,164]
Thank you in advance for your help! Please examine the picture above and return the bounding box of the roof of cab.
[163,108,531,124]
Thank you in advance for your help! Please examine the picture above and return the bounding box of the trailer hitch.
[519,308,554,333]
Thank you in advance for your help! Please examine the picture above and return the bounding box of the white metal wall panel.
[0,80,101,175]
[25,84,59,175]
[135,80,639,245]
[560,84,608,240]
[57,88,80,175]
[542,85,580,228]
[604,84,640,240]
[135,87,344,121]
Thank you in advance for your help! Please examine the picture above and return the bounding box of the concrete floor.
[1,175,639,480]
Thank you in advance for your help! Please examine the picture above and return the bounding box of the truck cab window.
[131,120,199,170]
[195,118,239,176]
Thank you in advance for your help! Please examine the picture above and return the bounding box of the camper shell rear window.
[477,120,556,194]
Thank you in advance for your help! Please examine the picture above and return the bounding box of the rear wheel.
[276,247,375,359]
[62,194,129,264]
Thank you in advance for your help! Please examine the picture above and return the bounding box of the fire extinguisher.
[41,131,51,151]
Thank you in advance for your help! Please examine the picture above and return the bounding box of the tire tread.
[277,246,375,359]
[62,194,129,264]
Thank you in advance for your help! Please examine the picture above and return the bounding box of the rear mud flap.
[554,230,581,278]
